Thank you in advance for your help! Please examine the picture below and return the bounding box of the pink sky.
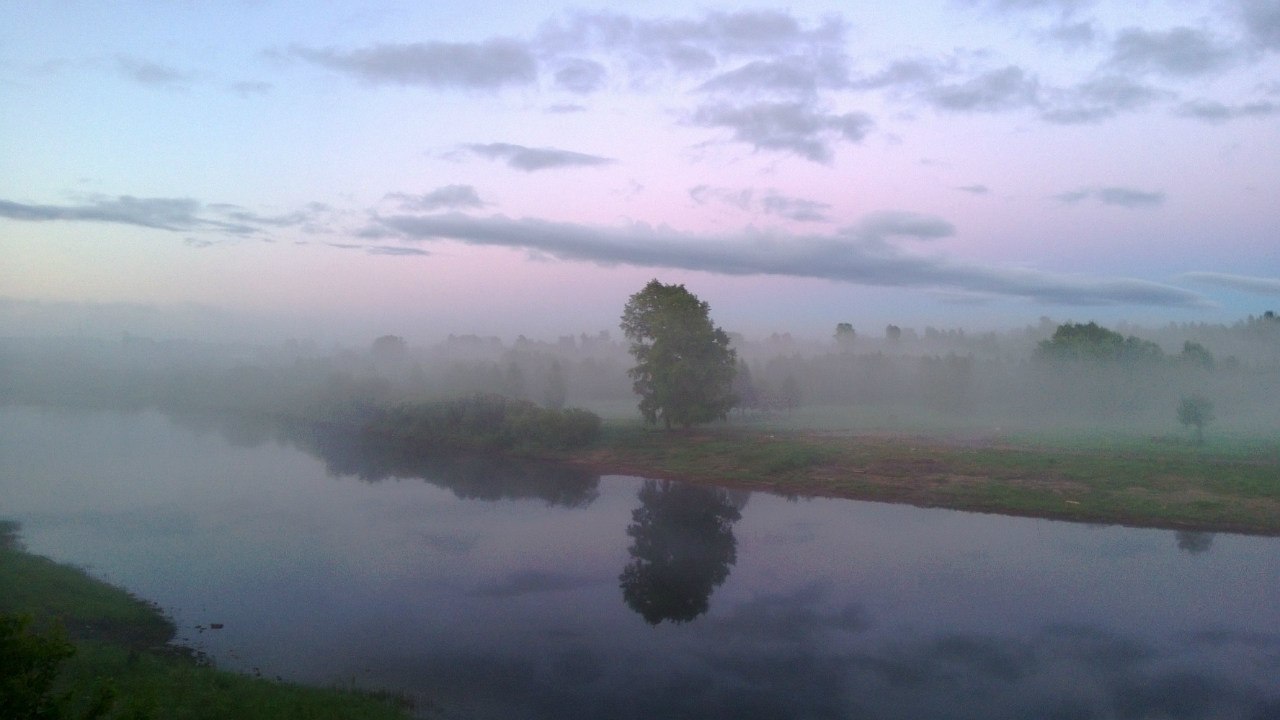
[2,1,1278,343]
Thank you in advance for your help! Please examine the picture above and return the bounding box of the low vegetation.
[0,521,412,720]
[359,394,601,452]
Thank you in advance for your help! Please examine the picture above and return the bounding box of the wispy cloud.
[698,54,850,95]
[1040,75,1168,124]
[691,101,873,162]
[290,40,537,89]
[0,196,331,235]
[853,211,955,240]
[689,185,831,222]
[230,80,273,96]
[1179,272,1280,296]
[373,211,1208,308]
[927,66,1040,112]
[366,246,429,256]
[760,192,832,222]
[553,58,607,93]
[1,196,209,231]
[463,143,614,171]
[956,184,990,194]
[1239,0,1280,51]
[1175,98,1279,122]
[537,10,845,73]
[689,185,754,210]
[385,185,486,211]
[116,55,191,86]
[1043,20,1098,48]
[1053,186,1166,207]
[1106,27,1238,77]
[965,0,1095,13]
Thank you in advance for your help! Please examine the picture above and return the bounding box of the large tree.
[621,280,737,428]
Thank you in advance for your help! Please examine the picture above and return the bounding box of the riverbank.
[0,520,413,720]
[552,423,1280,536]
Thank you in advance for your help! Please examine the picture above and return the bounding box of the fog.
[4,304,1278,440]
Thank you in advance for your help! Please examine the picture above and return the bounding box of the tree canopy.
[1035,321,1164,363]
[1177,394,1215,444]
[621,280,737,428]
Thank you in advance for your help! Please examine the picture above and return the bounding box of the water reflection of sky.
[2,406,1278,719]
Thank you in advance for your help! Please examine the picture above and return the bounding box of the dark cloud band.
[375,212,1208,308]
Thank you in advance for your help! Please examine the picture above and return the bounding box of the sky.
[2,0,1279,344]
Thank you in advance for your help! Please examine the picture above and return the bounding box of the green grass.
[0,521,413,720]
[568,418,1280,535]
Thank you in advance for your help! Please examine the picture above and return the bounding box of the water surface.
[2,406,1277,719]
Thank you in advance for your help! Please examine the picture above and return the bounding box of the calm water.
[2,406,1278,719]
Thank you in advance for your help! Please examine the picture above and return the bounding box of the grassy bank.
[556,421,1280,535]
[0,521,412,720]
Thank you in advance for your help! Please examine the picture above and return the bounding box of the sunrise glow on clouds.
[2,0,1278,342]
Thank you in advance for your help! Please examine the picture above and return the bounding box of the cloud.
[0,195,334,236]
[1,196,207,230]
[853,211,955,240]
[464,143,614,171]
[230,80,273,96]
[1053,186,1165,207]
[1107,27,1238,77]
[761,192,831,222]
[385,185,485,211]
[1175,99,1279,122]
[691,101,873,162]
[1041,75,1168,123]
[1043,20,1098,48]
[689,185,754,210]
[957,184,990,194]
[688,185,830,221]
[966,0,1095,12]
[374,211,1208,308]
[1239,0,1280,51]
[366,246,429,256]
[927,66,1040,112]
[325,243,429,256]
[538,10,846,73]
[698,54,850,95]
[116,55,191,86]
[850,58,940,91]
[291,40,537,89]
[553,58,607,94]
[1178,272,1280,296]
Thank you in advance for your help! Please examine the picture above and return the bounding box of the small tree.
[621,280,737,428]
[834,323,856,352]
[1177,394,1215,444]
[1178,341,1215,370]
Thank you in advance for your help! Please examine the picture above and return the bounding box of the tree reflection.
[1175,531,1214,555]
[175,411,600,508]
[619,480,743,625]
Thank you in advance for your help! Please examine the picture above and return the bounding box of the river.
[2,406,1277,719]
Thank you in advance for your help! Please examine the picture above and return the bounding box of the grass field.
[0,520,414,720]
[557,408,1280,535]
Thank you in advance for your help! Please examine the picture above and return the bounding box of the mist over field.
[4,298,1277,441]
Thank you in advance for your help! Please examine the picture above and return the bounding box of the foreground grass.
[0,521,412,720]
[556,419,1280,535]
